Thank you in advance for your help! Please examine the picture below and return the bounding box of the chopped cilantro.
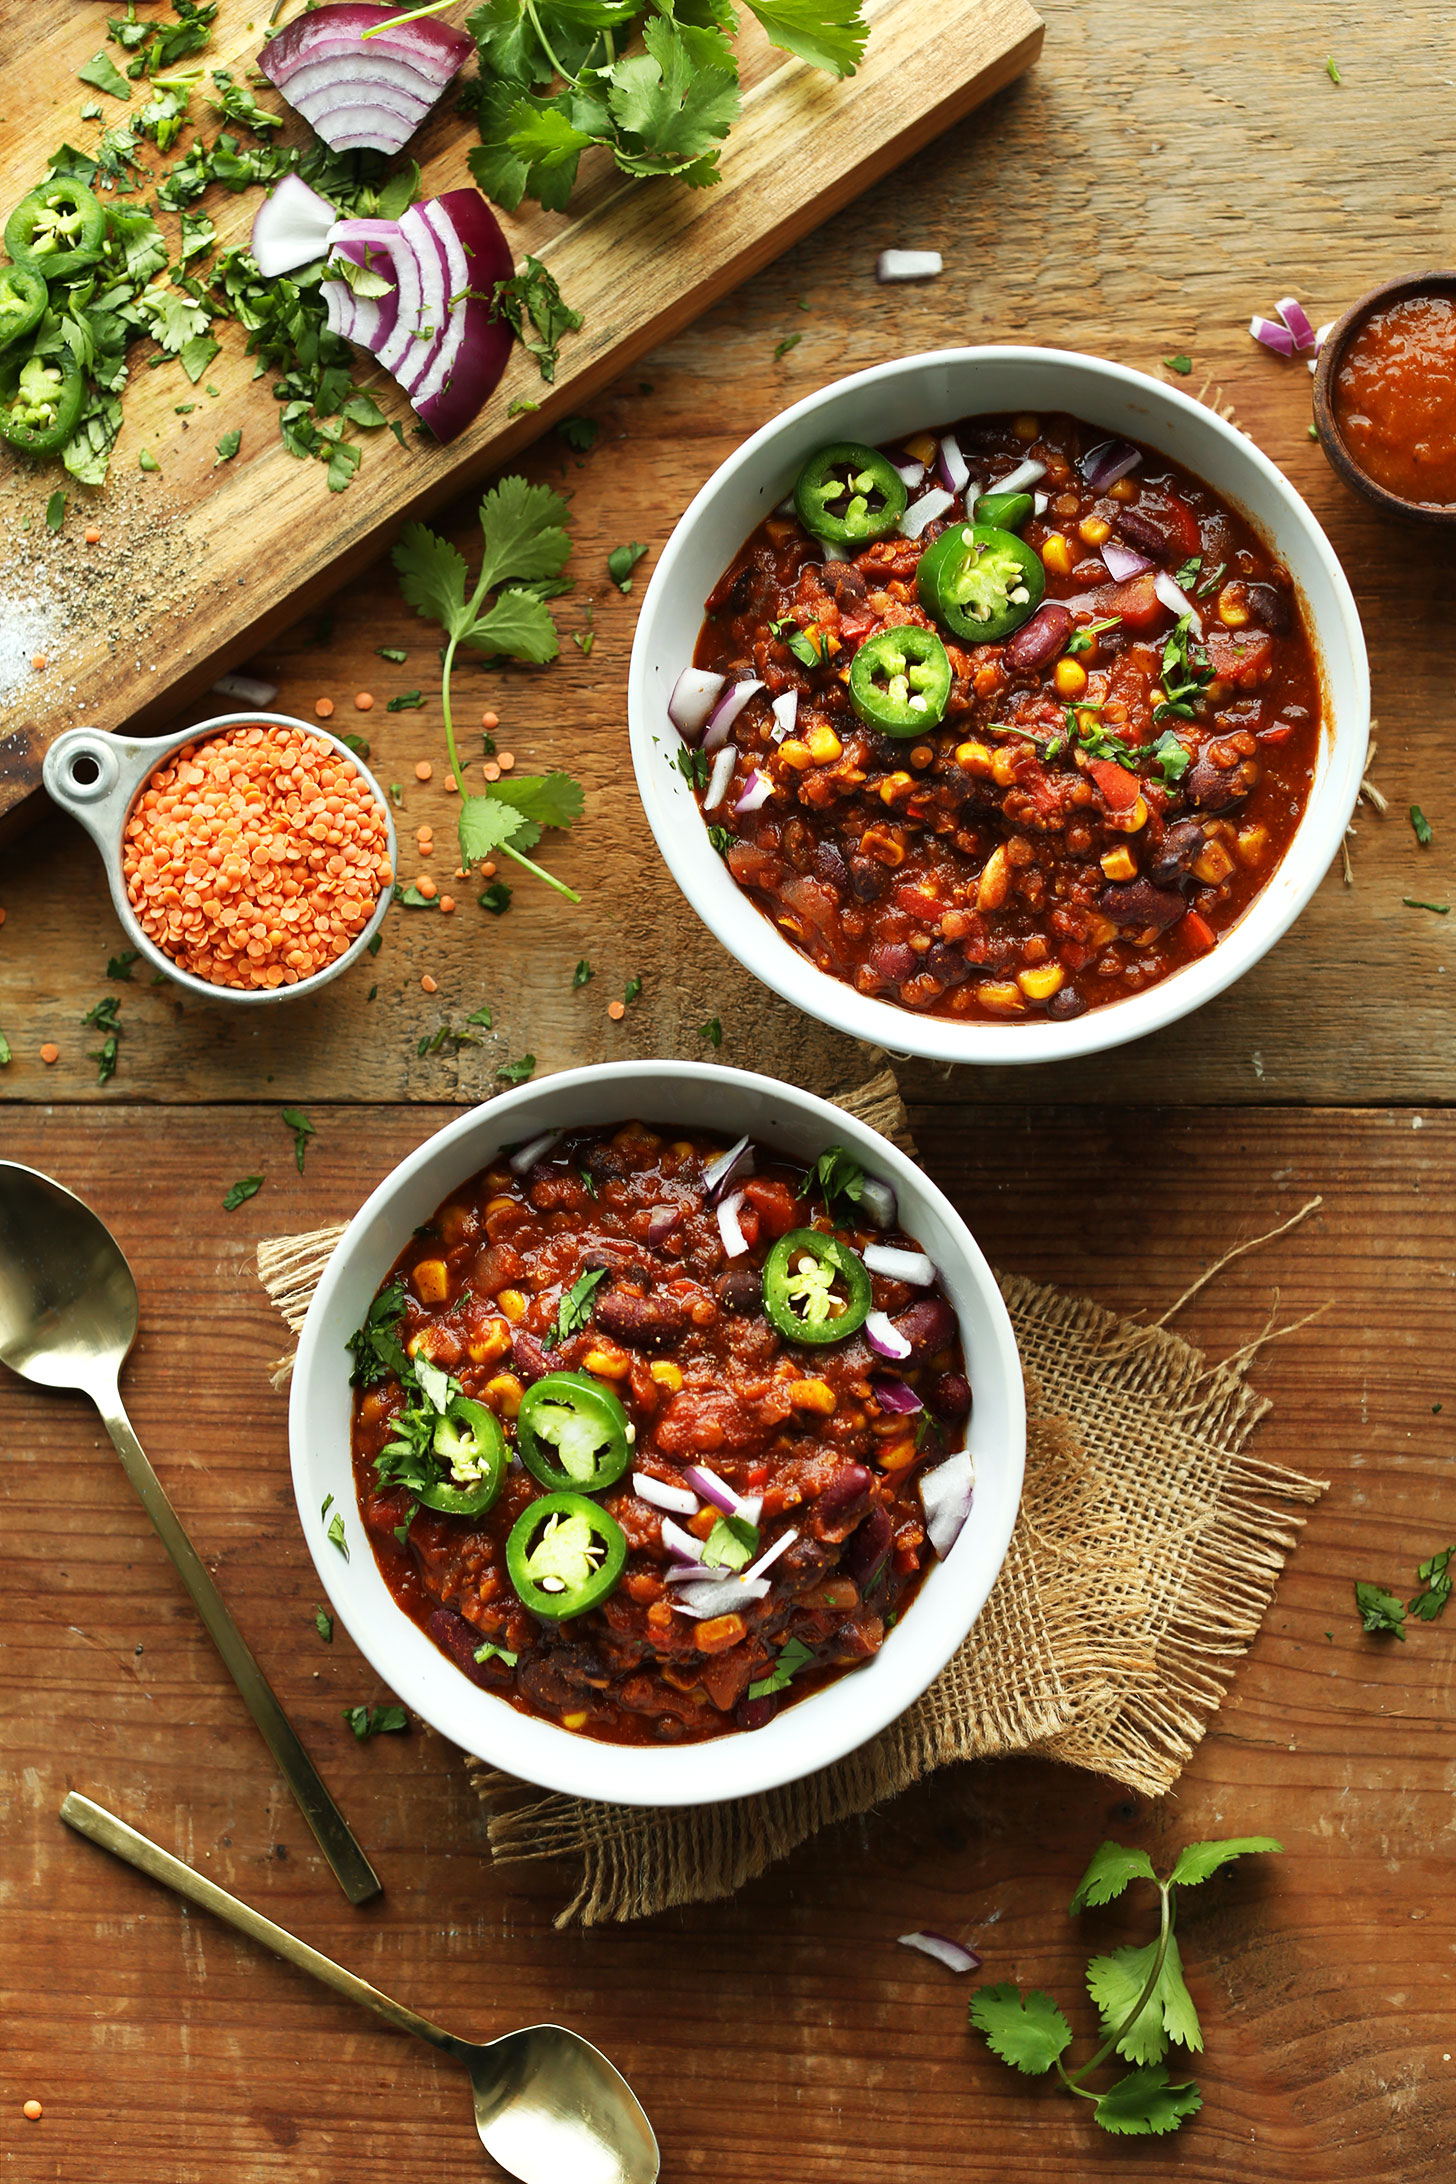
[1355,1579,1406,1637]
[707,824,733,856]
[282,1105,315,1173]
[346,1277,409,1387]
[478,880,513,914]
[1410,804,1433,846]
[313,1604,333,1642]
[698,1016,722,1046]
[213,427,241,465]
[1163,354,1192,375]
[0,1032,10,1067]
[376,646,408,662]
[496,1054,536,1084]
[608,539,649,592]
[489,255,581,382]
[45,492,66,532]
[1325,54,1341,83]
[386,690,424,711]
[1409,1544,1455,1621]
[573,958,594,987]
[1404,898,1451,915]
[107,949,141,981]
[473,1639,519,1667]
[341,732,369,757]
[343,1703,407,1739]
[746,1635,813,1699]
[557,415,598,451]
[556,1266,607,1342]
[674,746,711,791]
[79,50,135,100]
[222,1173,263,1210]
[814,1144,865,1209]
[623,974,643,1005]
[774,332,802,361]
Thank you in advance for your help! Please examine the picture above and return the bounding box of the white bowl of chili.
[627,346,1369,1064]
[289,1061,1025,1807]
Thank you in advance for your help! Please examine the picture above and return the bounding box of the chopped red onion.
[876,248,943,283]
[703,745,737,812]
[857,1174,897,1230]
[258,3,472,155]
[1275,295,1316,351]
[250,173,339,277]
[900,486,955,540]
[935,432,970,495]
[1032,491,1049,517]
[702,1134,753,1198]
[890,455,925,490]
[674,1576,772,1619]
[1100,538,1154,583]
[716,1188,750,1258]
[735,768,773,816]
[702,677,763,751]
[920,1449,974,1558]
[668,667,727,740]
[743,1526,798,1582]
[646,1204,683,1247]
[993,456,1047,497]
[210,671,280,708]
[1153,569,1203,635]
[898,1931,982,1974]
[683,1463,761,1525]
[872,1375,923,1415]
[770,688,799,741]
[864,1308,913,1361]
[1314,320,1334,352]
[863,1242,936,1285]
[632,1470,699,1517]
[1249,314,1296,356]
[663,1560,725,1584]
[1078,440,1139,491]
[775,492,796,517]
[508,1128,561,1176]
[660,1515,706,1563]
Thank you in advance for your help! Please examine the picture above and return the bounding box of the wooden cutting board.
[0,0,1042,822]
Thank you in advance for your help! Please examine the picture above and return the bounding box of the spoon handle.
[60,1793,458,2053]
[97,1389,382,1907]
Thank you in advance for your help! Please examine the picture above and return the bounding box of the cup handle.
[42,728,152,844]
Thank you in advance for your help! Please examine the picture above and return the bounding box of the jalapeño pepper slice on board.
[506,1492,627,1619]
[416,1395,506,1517]
[5,178,106,278]
[794,440,908,548]
[516,1370,632,1493]
[0,265,47,355]
[916,522,1046,642]
[848,625,952,735]
[761,1228,873,1345]
[972,489,1034,531]
[0,352,84,457]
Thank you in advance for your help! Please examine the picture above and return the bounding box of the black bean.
[1047,987,1089,1021]
[924,941,971,985]
[814,839,850,890]
[849,856,889,902]
[716,1266,764,1315]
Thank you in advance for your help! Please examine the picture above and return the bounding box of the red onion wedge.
[898,1931,982,1974]
[872,1375,923,1415]
[632,1470,698,1518]
[1100,538,1154,583]
[900,485,954,539]
[1079,439,1140,491]
[743,1526,798,1582]
[992,456,1047,497]
[508,1128,560,1175]
[1249,314,1296,356]
[1153,568,1203,635]
[863,1242,936,1285]
[1032,491,1049,517]
[876,248,943,283]
[259,2,472,155]
[668,667,726,740]
[770,688,798,741]
[410,192,513,442]
[864,1308,912,1361]
[674,1576,771,1619]
[663,1560,726,1584]
[735,768,773,816]
[702,677,763,752]
[716,1187,750,1258]
[683,1464,762,1526]
[935,432,970,495]
[703,745,737,812]
[661,1515,707,1563]
[1275,295,1317,351]
[889,454,925,489]
[920,1449,974,1558]
[210,671,279,707]
[702,1133,753,1199]
[329,216,417,369]
[646,1204,683,1247]
[251,174,339,278]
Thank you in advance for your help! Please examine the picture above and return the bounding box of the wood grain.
[0,0,1043,815]
[2,1101,1452,2182]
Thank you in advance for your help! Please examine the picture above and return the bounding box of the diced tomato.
[1181,908,1217,955]
[1105,572,1163,632]
[1258,723,1295,744]
[893,881,945,919]
[734,1200,762,1249]
[839,609,879,646]
[1135,488,1202,561]
[742,1176,801,1240]
[1088,757,1142,811]
[1205,627,1273,686]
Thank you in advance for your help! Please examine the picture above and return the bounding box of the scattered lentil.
[482,760,501,781]
[23,2100,43,2121]
[480,860,496,879]
[84,528,100,545]
[415,875,437,899]
[414,760,432,781]
[607,1000,626,1021]
[40,1043,59,1063]
[421,973,438,993]
[314,697,335,719]
[443,777,458,793]
[120,724,392,991]
[439,895,456,913]
[30,654,46,671]
[481,710,499,729]
[354,692,374,712]
[498,752,515,772]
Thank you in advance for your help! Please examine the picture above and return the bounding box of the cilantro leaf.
[698,1016,722,1045]
[1410,1543,1455,1620]
[1355,1578,1407,1637]
[1086,1932,1201,2065]
[746,1635,813,1698]
[1068,1841,1158,1914]
[702,1513,759,1571]
[968,1985,1073,2075]
[487,771,585,833]
[393,523,472,639]
[478,880,513,914]
[558,414,598,450]
[608,539,649,590]
[343,1703,408,1740]
[1165,1836,1282,1888]
[497,1054,536,1084]
[214,427,241,465]
[314,1604,333,1642]
[463,587,560,662]
[80,50,134,100]
[607,15,741,180]
[282,1105,315,1174]
[1093,2064,1202,2136]
[473,474,573,595]
[327,1511,349,1558]
[222,1174,262,1210]
[346,1277,410,1387]
[1410,803,1434,846]
[459,795,528,865]
[474,1638,519,1667]
[556,1266,606,1341]
[1164,353,1193,375]
[745,0,869,76]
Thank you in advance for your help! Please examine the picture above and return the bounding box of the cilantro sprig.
[392,476,585,901]
[1356,1540,1456,1635]
[968,1834,1281,2136]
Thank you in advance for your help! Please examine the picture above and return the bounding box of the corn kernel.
[778,738,811,770]
[1217,586,1251,628]
[1053,657,1088,698]
[1236,823,1269,866]
[484,1194,517,1220]
[1078,515,1112,547]
[902,431,937,464]
[990,747,1019,787]
[650,1359,684,1391]
[561,1711,589,1729]
[877,1438,919,1471]
[1018,963,1065,1001]
[582,1345,632,1379]
[484,1371,524,1418]
[1085,913,1118,946]
[1100,845,1138,881]
[412,1258,449,1306]
[1105,794,1149,834]
[1108,476,1137,502]
[976,843,1010,910]
[859,823,906,867]
[977,978,1025,1014]
[670,1139,695,1158]
[805,723,842,764]
[880,769,915,805]
[1013,412,1039,441]
[788,1378,837,1415]
[1192,839,1235,883]
[954,740,994,777]
[1040,533,1073,577]
[497,1288,527,1322]
[466,1318,513,1366]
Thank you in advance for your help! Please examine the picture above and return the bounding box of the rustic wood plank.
[0,0,1043,814]
[2,1101,1453,2180]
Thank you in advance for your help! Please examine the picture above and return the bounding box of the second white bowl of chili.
[627,347,1369,1064]
[289,1062,1025,1807]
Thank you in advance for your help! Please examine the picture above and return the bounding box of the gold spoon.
[0,1160,380,1905]
[61,1793,661,2184]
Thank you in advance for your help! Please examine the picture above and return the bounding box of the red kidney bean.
[511,1330,554,1384]
[873,941,918,983]
[1047,986,1088,1020]
[812,1462,876,1541]
[1146,819,1205,885]
[842,1504,893,1592]
[1099,879,1188,932]
[594,1288,689,1348]
[427,1607,510,1690]
[716,1266,764,1315]
[928,1371,972,1420]
[893,1295,958,1353]
[1185,756,1258,813]
[1004,602,1073,670]
[735,1693,778,1732]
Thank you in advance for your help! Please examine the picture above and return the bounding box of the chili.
[972,488,1034,530]
[516,1371,632,1493]
[848,625,952,735]
[506,1493,628,1620]
[0,265,47,355]
[761,1228,873,1343]
[794,441,908,547]
[418,1395,506,1516]
[0,353,84,456]
[916,522,1046,642]
[5,178,106,278]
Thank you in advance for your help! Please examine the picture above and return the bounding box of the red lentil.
[607,999,626,1021]
[481,709,499,729]
[421,973,438,993]
[498,751,515,772]
[39,1043,58,1064]
[482,760,501,781]
[414,760,433,781]
[355,692,374,712]
[84,528,100,544]
[23,2101,42,2122]
[439,894,456,913]
[120,724,392,991]
[415,875,437,899]
[314,697,334,719]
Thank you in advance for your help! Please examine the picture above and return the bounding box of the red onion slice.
[1249,314,1295,356]
[857,1174,897,1230]
[864,1308,913,1361]
[1314,320,1334,352]
[898,1931,982,1974]
[735,769,773,816]
[770,688,798,741]
[716,1187,750,1258]
[703,746,737,812]
[210,671,279,707]
[410,191,513,445]
[250,174,339,277]
[1078,440,1139,491]
[674,1576,772,1619]
[920,1449,974,1558]
[1032,491,1049,517]
[876,249,943,283]
[900,486,954,540]
[702,677,763,751]
[660,1515,706,1563]
[508,1128,561,1175]
[646,1204,683,1246]
[702,1133,752,1198]
[1153,568,1203,635]
[683,1463,761,1525]
[889,455,925,489]
[668,667,727,740]
[259,3,471,154]
[743,1526,798,1582]
[332,218,419,373]
[392,203,449,394]
[1100,538,1154,583]
[872,1374,923,1415]
[632,1470,699,1517]
[935,432,970,495]
[993,456,1047,497]
[1275,295,1316,351]
[663,1560,726,1584]
[863,1242,936,1285]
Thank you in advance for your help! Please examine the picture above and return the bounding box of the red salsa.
[348,1122,970,1744]
[683,412,1323,1024]
[1333,291,1456,507]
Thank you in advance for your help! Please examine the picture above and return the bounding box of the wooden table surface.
[3,4,1454,2179]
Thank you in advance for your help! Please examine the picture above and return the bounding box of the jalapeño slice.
[517,1371,632,1493]
[848,625,952,735]
[5,178,106,278]
[916,522,1046,642]
[762,1229,873,1345]
[0,265,47,355]
[0,352,84,457]
[972,489,1034,531]
[794,441,908,548]
[417,1395,506,1517]
[506,1492,627,1620]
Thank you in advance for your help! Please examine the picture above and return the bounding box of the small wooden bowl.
[1312,269,1456,525]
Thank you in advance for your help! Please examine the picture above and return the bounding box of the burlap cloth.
[257,1070,1326,1926]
